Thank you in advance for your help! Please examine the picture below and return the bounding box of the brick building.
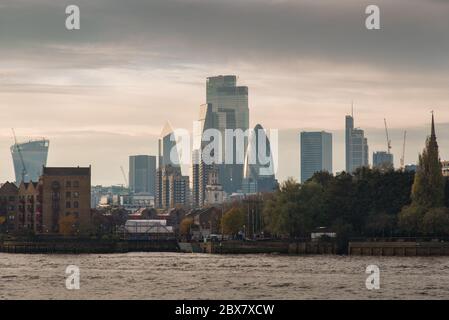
[17,181,40,232]
[0,182,19,231]
[40,167,92,234]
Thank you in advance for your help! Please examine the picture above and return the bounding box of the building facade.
[11,139,49,184]
[156,165,189,209]
[129,155,156,195]
[442,160,449,177]
[40,167,91,234]
[345,115,369,173]
[242,124,278,193]
[0,182,19,231]
[300,131,333,183]
[373,151,394,170]
[205,75,249,195]
[155,123,189,209]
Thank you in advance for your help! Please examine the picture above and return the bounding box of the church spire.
[431,110,436,139]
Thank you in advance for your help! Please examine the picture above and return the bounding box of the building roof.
[43,167,90,176]
[0,181,19,194]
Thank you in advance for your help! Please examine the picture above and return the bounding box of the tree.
[422,207,449,235]
[179,217,194,236]
[59,214,78,236]
[221,208,245,236]
[263,179,323,238]
[398,205,426,235]
[411,114,445,208]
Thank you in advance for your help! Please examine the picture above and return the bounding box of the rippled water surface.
[1,253,449,299]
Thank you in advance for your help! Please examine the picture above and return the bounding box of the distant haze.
[1,0,448,185]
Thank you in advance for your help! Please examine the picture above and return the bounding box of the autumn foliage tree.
[221,208,245,236]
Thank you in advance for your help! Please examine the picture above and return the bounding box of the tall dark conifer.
[411,113,445,208]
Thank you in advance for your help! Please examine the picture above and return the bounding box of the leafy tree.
[398,205,426,235]
[221,208,245,236]
[179,217,194,236]
[422,207,449,235]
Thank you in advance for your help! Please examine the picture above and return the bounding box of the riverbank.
[3,238,449,256]
[0,239,179,254]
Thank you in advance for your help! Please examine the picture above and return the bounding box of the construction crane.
[384,118,392,154]
[120,166,128,187]
[400,131,407,169]
[12,128,27,183]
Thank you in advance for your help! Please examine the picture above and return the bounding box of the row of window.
[66,201,79,209]
[65,181,80,188]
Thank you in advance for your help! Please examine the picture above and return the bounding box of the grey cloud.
[1,0,449,71]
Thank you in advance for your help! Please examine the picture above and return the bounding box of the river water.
[1,253,449,299]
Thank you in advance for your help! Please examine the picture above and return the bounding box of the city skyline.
[1,0,449,185]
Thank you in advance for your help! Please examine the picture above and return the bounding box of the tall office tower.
[155,122,189,209]
[242,124,278,193]
[157,165,189,209]
[192,103,216,207]
[300,131,333,183]
[345,114,369,173]
[191,149,200,207]
[206,75,249,195]
[158,121,181,169]
[11,139,49,184]
[373,151,394,170]
[129,155,156,195]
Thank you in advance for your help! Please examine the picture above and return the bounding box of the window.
[73,192,79,198]
[66,191,71,198]
[8,196,15,202]
[66,201,71,209]
[74,201,79,209]
[74,212,80,218]
[73,181,79,188]
[66,181,71,188]
[65,212,71,216]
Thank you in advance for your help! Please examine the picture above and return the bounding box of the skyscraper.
[373,151,394,170]
[345,114,369,173]
[242,124,278,193]
[205,75,249,194]
[11,139,49,184]
[129,155,156,195]
[300,131,333,183]
[155,122,189,209]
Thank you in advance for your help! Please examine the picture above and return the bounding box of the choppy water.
[1,253,449,299]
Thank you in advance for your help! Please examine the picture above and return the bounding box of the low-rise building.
[0,182,19,231]
[40,167,92,234]
[442,161,449,177]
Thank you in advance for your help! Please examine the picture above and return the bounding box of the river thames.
[1,253,449,299]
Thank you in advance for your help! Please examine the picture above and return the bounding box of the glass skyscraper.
[300,131,333,183]
[129,155,156,195]
[345,115,369,173]
[242,124,277,193]
[373,151,394,170]
[11,139,49,184]
[205,75,249,194]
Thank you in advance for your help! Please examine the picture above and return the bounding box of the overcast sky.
[1,0,449,185]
